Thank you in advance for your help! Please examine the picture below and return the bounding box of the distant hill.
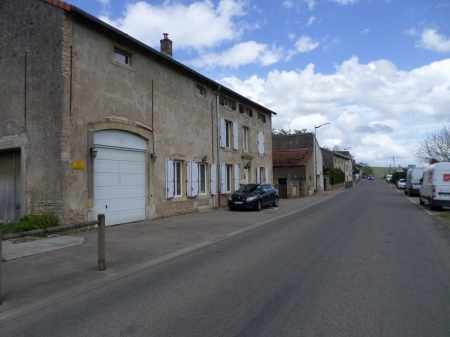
[362,166,407,179]
[372,167,391,179]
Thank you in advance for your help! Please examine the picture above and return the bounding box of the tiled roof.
[43,0,71,11]
[273,149,313,167]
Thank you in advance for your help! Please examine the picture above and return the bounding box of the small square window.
[196,85,205,97]
[224,99,229,107]
[258,113,266,123]
[114,49,130,65]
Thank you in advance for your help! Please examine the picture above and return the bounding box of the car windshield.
[237,184,260,193]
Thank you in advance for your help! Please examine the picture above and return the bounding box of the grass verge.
[0,213,59,235]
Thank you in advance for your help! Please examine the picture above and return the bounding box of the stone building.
[321,148,353,182]
[0,0,276,225]
[272,133,324,194]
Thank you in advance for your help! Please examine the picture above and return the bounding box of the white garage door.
[93,131,147,226]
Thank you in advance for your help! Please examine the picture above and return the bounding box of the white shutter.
[187,161,192,197]
[265,166,269,183]
[192,162,199,197]
[258,131,263,154]
[258,131,265,155]
[256,167,261,184]
[210,163,216,195]
[234,164,239,191]
[244,168,248,184]
[166,159,174,199]
[220,118,226,148]
[233,122,239,150]
[221,163,226,194]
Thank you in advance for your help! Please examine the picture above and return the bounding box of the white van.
[419,162,450,209]
[405,167,424,196]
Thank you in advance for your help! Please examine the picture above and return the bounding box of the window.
[166,159,183,198]
[219,96,236,110]
[258,113,266,123]
[220,119,232,148]
[199,163,206,194]
[220,164,232,193]
[239,104,252,116]
[114,49,131,65]
[243,127,249,152]
[174,161,182,197]
[196,85,205,97]
[226,165,232,193]
[256,167,264,184]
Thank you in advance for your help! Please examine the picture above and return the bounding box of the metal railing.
[0,214,105,305]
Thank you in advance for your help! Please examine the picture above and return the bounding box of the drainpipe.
[216,85,221,207]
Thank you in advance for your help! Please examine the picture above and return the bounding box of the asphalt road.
[2,180,450,336]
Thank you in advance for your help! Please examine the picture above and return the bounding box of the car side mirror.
[419,178,423,185]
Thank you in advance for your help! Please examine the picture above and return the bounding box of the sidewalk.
[1,187,348,314]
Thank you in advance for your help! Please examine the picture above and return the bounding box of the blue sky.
[69,0,450,168]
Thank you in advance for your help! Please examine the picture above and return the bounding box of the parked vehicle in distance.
[228,183,279,211]
[405,167,424,196]
[419,162,450,210]
[368,174,375,180]
[397,178,406,189]
[386,174,392,182]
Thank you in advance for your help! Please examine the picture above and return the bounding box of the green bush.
[324,166,345,185]
[0,213,59,235]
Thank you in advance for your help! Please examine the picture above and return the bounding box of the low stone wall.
[345,181,354,189]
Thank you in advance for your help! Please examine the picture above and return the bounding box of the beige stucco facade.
[0,0,275,224]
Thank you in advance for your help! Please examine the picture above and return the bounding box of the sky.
[68,0,450,168]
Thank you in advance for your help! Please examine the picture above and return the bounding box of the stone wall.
[0,0,66,220]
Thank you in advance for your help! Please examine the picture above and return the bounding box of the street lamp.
[314,123,330,192]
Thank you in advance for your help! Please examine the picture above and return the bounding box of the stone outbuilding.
[272,133,324,195]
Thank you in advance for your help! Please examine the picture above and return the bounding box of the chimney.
[160,33,172,58]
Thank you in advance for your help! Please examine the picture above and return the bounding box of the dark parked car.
[228,183,279,211]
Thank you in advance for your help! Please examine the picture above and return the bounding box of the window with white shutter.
[265,166,269,183]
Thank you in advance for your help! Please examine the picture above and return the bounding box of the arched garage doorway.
[93,130,147,226]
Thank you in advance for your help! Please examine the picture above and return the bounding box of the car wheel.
[428,198,435,210]
[272,197,279,207]
[255,199,262,211]
[419,195,424,205]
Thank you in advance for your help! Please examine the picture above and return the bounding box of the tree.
[272,128,308,136]
[414,125,450,164]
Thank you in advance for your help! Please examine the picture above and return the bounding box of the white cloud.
[99,0,248,51]
[188,41,283,69]
[331,0,358,5]
[306,16,316,26]
[303,0,316,11]
[416,28,450,53]
[295,36,319,52]
[219,57,450,166]
[96,0,110,4]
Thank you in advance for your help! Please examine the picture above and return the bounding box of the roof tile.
[273,149,313,167]
[43,0,71,11]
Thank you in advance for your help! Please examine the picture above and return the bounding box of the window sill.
[111,59,135,72]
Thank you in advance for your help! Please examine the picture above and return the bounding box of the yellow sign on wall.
[73,161,85,170]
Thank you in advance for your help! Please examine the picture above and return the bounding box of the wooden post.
[97,214,106,271]
[1,229,3,305]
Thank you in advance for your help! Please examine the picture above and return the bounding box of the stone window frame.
[195,83,208,101]
[111,44,135,72]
